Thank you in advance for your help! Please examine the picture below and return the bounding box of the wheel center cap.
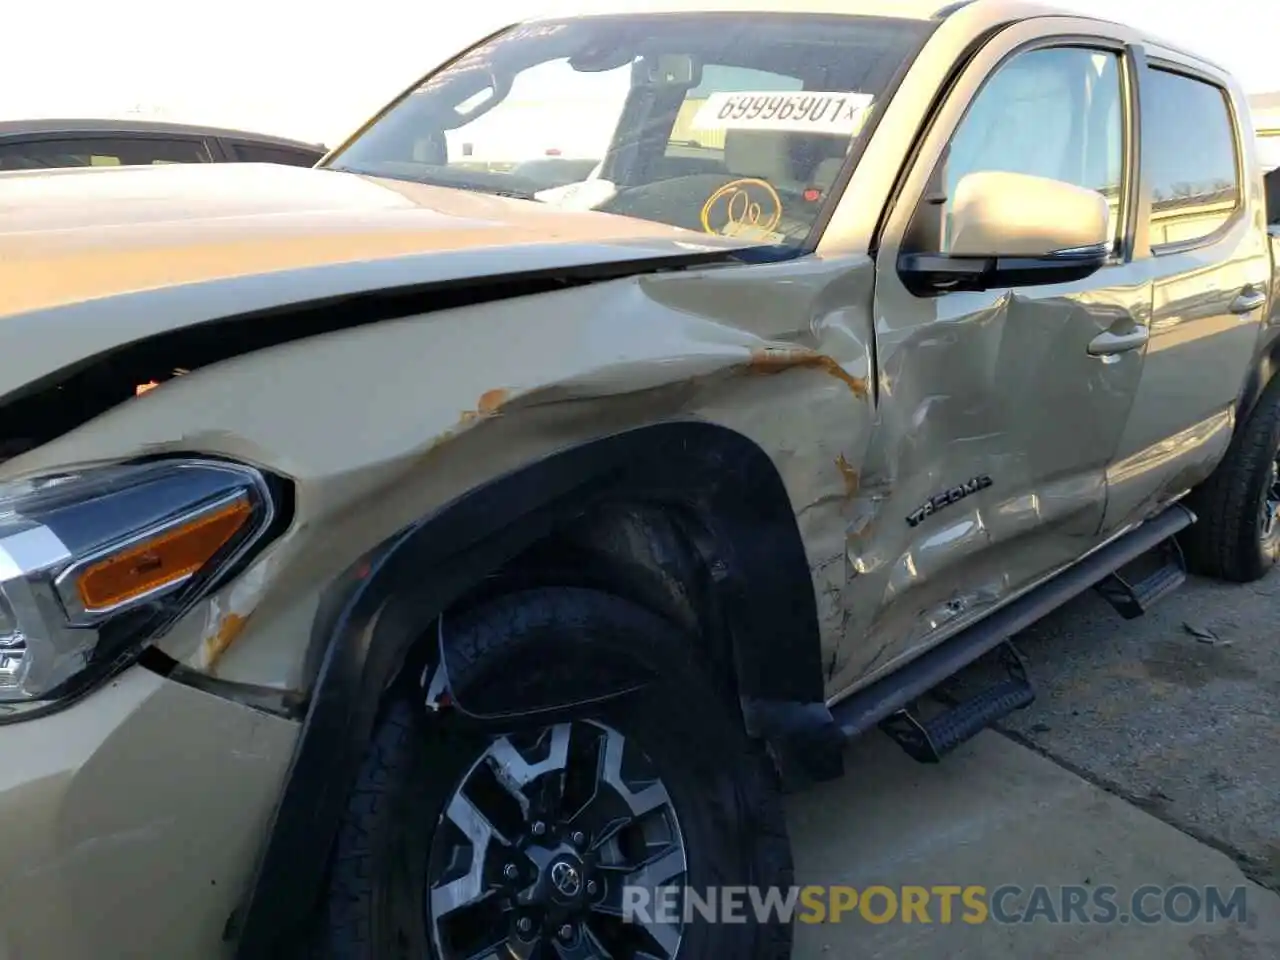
[549,857,584,899]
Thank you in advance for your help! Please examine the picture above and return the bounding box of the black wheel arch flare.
[230,420,842,958]
[1236,321,1280,428]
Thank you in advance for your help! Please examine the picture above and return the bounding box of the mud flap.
[740,697,845,789]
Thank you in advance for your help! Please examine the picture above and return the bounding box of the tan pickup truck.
[0,2,1278,958]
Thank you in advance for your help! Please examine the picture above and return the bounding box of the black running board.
[830,503,1196,742]
[880,642,1035,763]
[1094,537,1187,619]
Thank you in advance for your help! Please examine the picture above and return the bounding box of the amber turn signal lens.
[75,497,252,612]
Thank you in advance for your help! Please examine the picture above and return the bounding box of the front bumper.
[0,665,298,960]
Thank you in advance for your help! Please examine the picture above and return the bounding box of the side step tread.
[880,643,1034,764]
[1095,538,1187,620]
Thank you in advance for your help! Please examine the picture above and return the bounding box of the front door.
[829,32,1151,695]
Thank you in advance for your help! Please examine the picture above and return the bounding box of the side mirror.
[898,171,1111,296]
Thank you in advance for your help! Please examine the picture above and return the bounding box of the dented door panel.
[823,23,1150,696]
[828,275,1149,694]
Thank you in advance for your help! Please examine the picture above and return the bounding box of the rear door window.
[0,137,212,170]
[1141,68,1241,249]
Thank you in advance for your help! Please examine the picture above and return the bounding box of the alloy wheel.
[1262,452,1280,548]
[426,719,688,959]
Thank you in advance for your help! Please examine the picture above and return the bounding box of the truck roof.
[528,0,986,21]
[525,0,1226,73]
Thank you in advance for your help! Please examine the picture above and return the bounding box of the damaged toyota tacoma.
[2,1,1279,958]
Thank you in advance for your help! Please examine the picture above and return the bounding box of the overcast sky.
[3,0,1276,145]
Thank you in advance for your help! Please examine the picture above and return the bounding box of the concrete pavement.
[958,571,1280,892]
[786,731,1280,958]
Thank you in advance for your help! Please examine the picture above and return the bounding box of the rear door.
[830,24,1151,694]
[1100,52,1272,530]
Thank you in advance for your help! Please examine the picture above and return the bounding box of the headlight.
[0,459,279,714]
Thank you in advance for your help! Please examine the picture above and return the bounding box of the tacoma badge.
[906,475,993,527]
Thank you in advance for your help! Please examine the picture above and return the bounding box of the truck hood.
[0,163,750,398]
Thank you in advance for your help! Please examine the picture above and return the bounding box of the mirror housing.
[899,171,1111,296]
[633,54,701,88]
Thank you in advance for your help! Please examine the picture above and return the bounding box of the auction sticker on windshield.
[692,91,873,134]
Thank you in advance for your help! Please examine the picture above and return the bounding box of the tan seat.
[723,129,796,188]
[810,156,848,192]
[723,129,850,193]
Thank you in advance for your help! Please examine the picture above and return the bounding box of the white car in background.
[1258,126,1279,224]
[1253,94,1279,224]
[1260,126,1280,173]
[1252,96,1279,167]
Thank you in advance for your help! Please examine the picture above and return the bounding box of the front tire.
[316,587,794,960]
[1182,378,1280,582]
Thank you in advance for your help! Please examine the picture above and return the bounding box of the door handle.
[1088,327,1149,357]
[1230,286,1268,315]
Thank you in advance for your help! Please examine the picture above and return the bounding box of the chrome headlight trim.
[0,457,284,718]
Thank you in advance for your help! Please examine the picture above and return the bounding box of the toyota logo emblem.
[550,860,583,898]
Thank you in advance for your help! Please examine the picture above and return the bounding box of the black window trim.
[1140,55,1245,259]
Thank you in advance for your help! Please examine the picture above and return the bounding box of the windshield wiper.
[462,185,539,201]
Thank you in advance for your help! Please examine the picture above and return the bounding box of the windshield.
[325,13,932,251]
